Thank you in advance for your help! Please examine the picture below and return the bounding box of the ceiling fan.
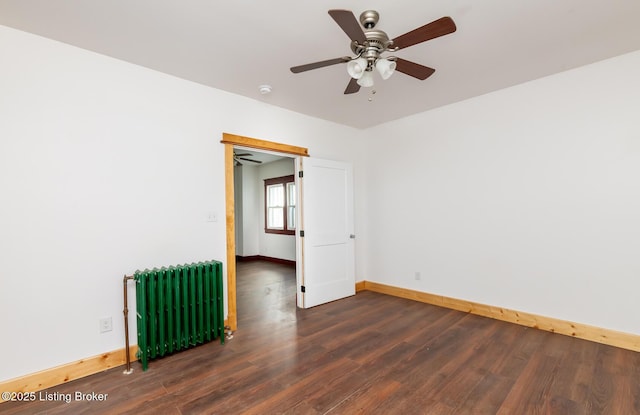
[290,10,456,94]
[233,152,262,166]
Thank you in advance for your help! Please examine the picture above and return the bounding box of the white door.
[296,157,355,308]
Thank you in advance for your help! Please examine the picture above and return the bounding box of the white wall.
[0,25,366,382]
[234,165,244,255]
[238,165,260,256]
[365,50,640,335]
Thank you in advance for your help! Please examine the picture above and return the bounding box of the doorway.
[233,146,297,324]
[221,133,309,330]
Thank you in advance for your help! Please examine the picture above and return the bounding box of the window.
[265,175,296,235]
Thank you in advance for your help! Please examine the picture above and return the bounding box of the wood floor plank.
[325,378,403,414]
[3,260,639,414]
[497,350,563,414]
[452,372,514,415]
[239,357,360,415]
[386,319,502,413]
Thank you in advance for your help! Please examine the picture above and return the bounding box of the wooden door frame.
[221,133,309,330]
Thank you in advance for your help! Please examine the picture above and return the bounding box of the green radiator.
[134,260,225,371]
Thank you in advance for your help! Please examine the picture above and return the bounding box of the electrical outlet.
[414,272,421,281]
[206,211,218,222]
[99,317,112,333]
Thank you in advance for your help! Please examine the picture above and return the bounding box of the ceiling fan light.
[347,58,367,79]
[376,58,396,80]
[356,70,374,87]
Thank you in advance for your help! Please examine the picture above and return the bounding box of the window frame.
[264,174,296,235]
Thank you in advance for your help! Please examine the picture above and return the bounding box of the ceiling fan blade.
[392,16,456,50]
[344,78,361,94]
[395,58,436,80]
[238,157,262,164]
[328,9,367,43]
[290,57,350,73]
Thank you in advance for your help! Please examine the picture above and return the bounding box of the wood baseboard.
[0,345,138,403]
[236,255,296,267]
[355,281,366,292]
[360,281,640,353]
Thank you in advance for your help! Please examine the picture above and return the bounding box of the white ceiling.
[1,1,639,129]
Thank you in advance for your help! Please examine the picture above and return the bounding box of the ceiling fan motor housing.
[359,10,379,29]
[348,10,394,69]
[351,29,392,70]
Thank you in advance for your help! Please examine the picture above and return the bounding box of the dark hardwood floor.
[3,260,639,414]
